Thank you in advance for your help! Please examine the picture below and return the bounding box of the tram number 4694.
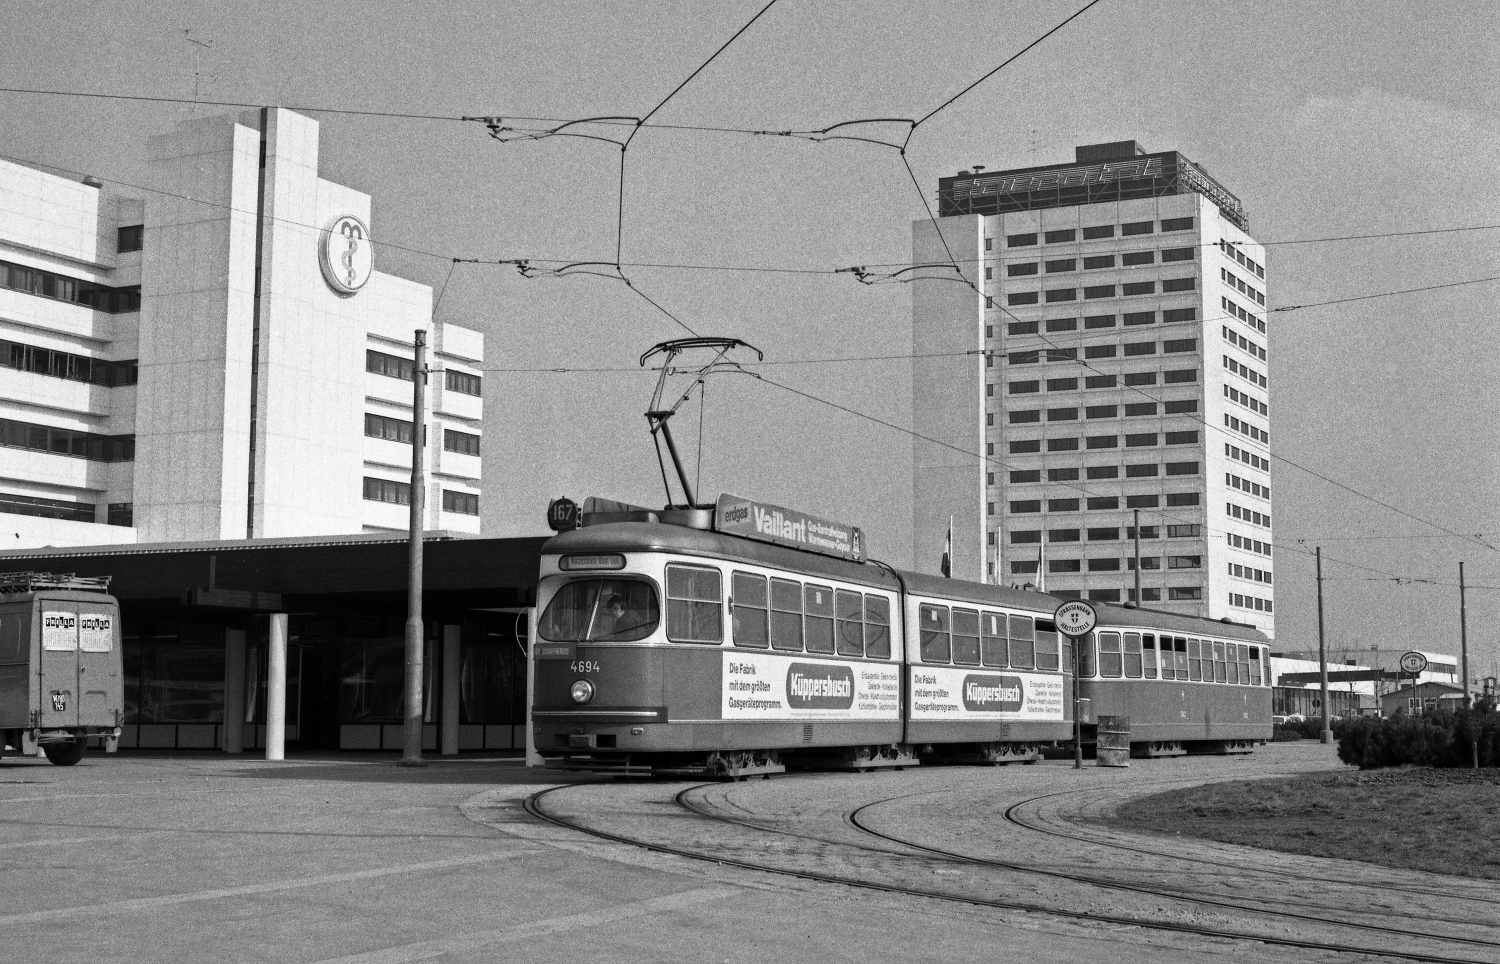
[570,660,601,674]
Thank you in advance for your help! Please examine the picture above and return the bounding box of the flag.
[940,515,952,578]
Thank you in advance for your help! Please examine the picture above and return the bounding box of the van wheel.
[43,741,86,766]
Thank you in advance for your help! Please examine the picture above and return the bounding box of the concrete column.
[440,625,461,756]
[266,613,288,761]
[223,628,247,754]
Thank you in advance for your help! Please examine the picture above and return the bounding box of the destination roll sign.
[715,494,865,563]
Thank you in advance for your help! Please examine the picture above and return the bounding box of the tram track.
[522,778,1500,964]
[1004,783,1500,909]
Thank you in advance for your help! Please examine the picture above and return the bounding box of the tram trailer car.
[530,511,1078,778]
[0,582,123,765]
[1076,605,1272,757]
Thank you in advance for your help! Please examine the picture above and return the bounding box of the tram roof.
[1092,601,1270,642]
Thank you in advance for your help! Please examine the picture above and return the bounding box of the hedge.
[1335,708,1500,770]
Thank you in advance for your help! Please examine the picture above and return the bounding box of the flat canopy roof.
[0,532,547,608]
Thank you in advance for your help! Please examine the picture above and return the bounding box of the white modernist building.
[912,141,1273,636]
[0,108,483,549]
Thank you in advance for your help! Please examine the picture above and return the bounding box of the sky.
[2,0,1497,675]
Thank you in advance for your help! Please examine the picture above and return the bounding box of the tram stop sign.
[1054,600,1097,638]
[547,497,580,532]
[1399,651,1428,675]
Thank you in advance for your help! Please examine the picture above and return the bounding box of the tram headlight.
[569,680,595,704]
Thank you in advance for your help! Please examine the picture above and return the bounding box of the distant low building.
[1268,656,1376,718]
[1381,681,1469,717]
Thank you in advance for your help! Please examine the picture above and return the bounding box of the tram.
[529,495,1271,777]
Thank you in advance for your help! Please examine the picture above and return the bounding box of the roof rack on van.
[0,572,112,594]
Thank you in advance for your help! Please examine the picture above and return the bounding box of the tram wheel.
[44,741,86,766]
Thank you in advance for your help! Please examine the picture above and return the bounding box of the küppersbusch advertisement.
[722,651,900,720]
[908,666,1065,721]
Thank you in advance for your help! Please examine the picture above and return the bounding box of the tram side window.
[1248,645,1263,685]
[952,608,981,665]
[731,572,769,649]
[666,564,723,644]
[981,612,1008,667]
[864,595,892,658]
[1227,643,1241,684]
[771,578,804,651]
[1123,632,1143,678]
[920,604,951,663]
[1079,631,1097,677]
[1188,638,1203,681]
[804,584,836,654]
[1142,634,1158,679]
[1098,631,1122,677]
[1213,641,1228,683]
[835,589,864,656]
[1173,637,1189,680]
[1238,644,1251,684]
[1009,615,1035,669]
[1035,619,1060,671]
[1262,649,1271,686]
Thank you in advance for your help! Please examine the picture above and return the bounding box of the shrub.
[1337,708,1500,770]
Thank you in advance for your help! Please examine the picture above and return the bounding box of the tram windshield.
[539,578,659,642]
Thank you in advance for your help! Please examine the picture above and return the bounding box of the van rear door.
[38,604,80,729]
[76,607,119,727]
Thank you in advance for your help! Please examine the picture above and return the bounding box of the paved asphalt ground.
[1,744,1352,963]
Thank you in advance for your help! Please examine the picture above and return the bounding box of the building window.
[1123,310,1155,326]
[985,267,993,280]
[1125,433,1158,448]
[1009,409,1040,424]
[1121,251,1154,267]
[0,491,96,523]
[1009,469,1040,483]
[1086,496,1119,510]
[1163,338,1197,353]
[1007,262,1039,277]
[1168,586,1203,601]
[1046,377,1078,391]
[1085,435,1118,449]
[0,417,134,462]
[1008,321,1038,335]
[365,413,414,444]
[1008,292,1039,306]
[1165,430,1199,444]
[0,259,140,313]
[1048,498,1080,512]
[1126,494,1160,509]
[1009,439,1041,454]
[1008,380,1039,394]
[1124,341,1156,356]
[107,502,133,526]
[1082,224,1115,240]
[1086,465,1118,480]
[1165,461,1199,475]
[445,369,482,396]
[1010,560,1039,574]
[1161,277,1196,293]
[117,225,144,253]
[1044,228,1076,243]
[443,429,481,456]
[1048,559,1082,573]
[1048,467,1079,481]
[1083,255,1115,270]
[1125,463,1158,478]
[1085,374,1116,388]
[1088,527,1119,541]
[1047,437,1079,452]
[1045,259,1077,273]
[1122,281,1155,296]
[1163,399,1198,414]
[1048,529,1081,543]
[1124,402,1157,417]
[1161,247,1194,263]
[1162,307,1197,323]
[442,490,480,515]
[1160,216,1195,232]
[367,350,414,381]
[1166,492,1201,507]
[1011,530,1041,544]
[1045,317,1078,332]
[1086,404,1117,419]
[1088,557,1121,572]
[1121,221,1154,236]
[985,237,993,251]
[363,477,411,505]
[1047,407,1078,421]
[1084,314,1115,329]
[1,338,138,386]
[1163,369,1197,384]
[1044,288,1077,303]
[1123,371,1156,387]
[1007,232,1038,247]
[1083,284,1115,299]
[1084,344,1116,359]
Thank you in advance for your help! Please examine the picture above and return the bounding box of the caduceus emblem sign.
[319,214,373,294]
